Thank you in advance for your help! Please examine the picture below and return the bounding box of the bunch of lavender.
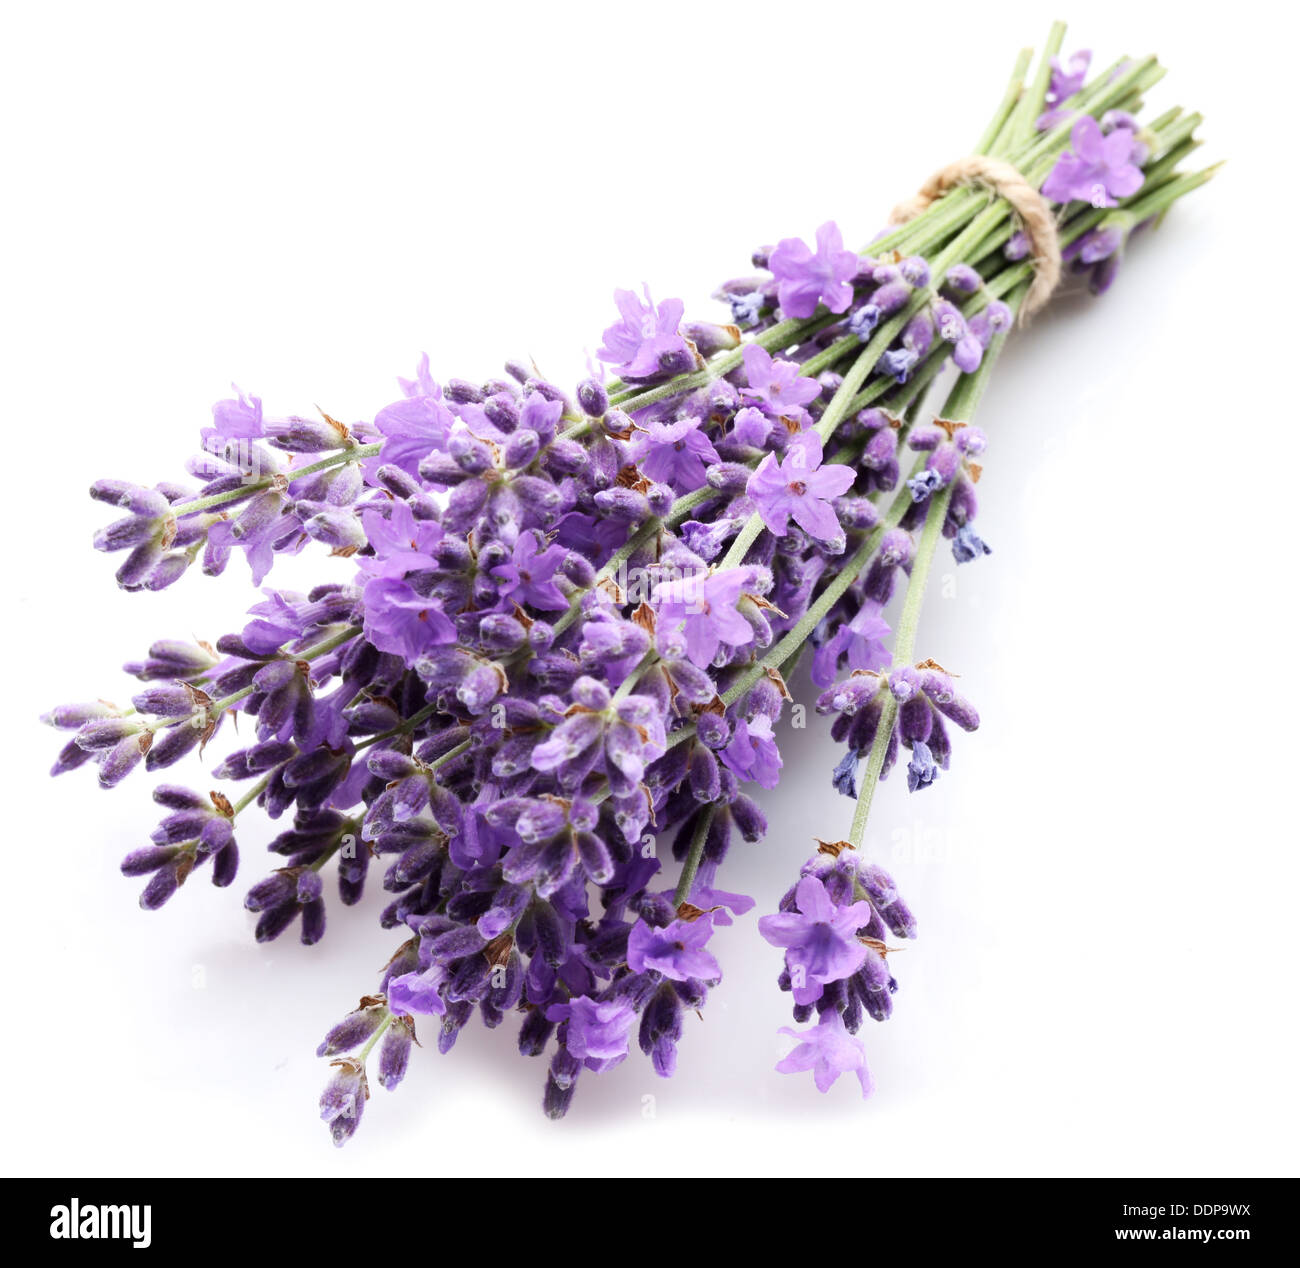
[46,24,1212,1142]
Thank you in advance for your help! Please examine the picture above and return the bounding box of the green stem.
[1004,21,1067,152]
[171,443,381,519]
[845,482,952,849]
[427,738,472,772]
[673,805,716,906]
[358,1011,392,1063]
[975,48,1034,155]
[847,699,897,846]
[842,298,1016,848]
[891,488,952,670]
[357,702,442,753]
[1117,163,1220,222]
[231,774,271,816]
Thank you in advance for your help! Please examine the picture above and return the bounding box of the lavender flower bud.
[696,712,730,749]
[503,429,540,470]
[100,733,151,787]
[682,320,741,357]
[593,487,650,524]
[139,865,180,910]
[378,1017,415,1090]
[144,721,203,771]
[945,263,982,293]
[121,845,180,877]
[317,1002,389,1057]
[43,701,119,729]
[706,462,752,493]
[576,379,608,417]
[266,415,347,452]
[444,378,483,405]
[483,395,517,434]
[93,514,161,553]
[320,1059,368,1147]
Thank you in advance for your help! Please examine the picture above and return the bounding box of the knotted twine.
[889,155,1060,319]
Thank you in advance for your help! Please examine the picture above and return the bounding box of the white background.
[3,1,1296,1177]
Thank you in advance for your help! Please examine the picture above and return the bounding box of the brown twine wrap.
[890,155,1060,318]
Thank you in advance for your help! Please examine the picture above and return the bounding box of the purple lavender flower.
[952,524,992,563]
[527,676,667,796]
[1004,229,1031,260]
[719,714,783,789]
[358,501,443,579]
[489,531,570,611]
[758,875,873,1005]
[730,404,772,449]
[546,996,637,1071]
[906,739,938,791]
[687,875,755,926]
[726,288,766,327]
[316,1000,389,1057]
[1047,49,1091,104]
[945,263,982,294]
[1063,217,1134,295]
[776,1010,873,1096]
[387,965,449,1017]
[202,387,265,451]
[740,343,822,425]
[368,356,453,479]
[811,602,892,688]
[207,491,303,586]
[1042,116,1144,207]
[767,221,860,318]
[629,416,720,492]
[361,576,456,661]
[747,431,856,543]
[378,1016,415,1090]
[651,566,758,668]
[597,287,696,381]
[627,911,721,982]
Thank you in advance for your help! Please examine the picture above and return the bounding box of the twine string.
[890,155,1061,317]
